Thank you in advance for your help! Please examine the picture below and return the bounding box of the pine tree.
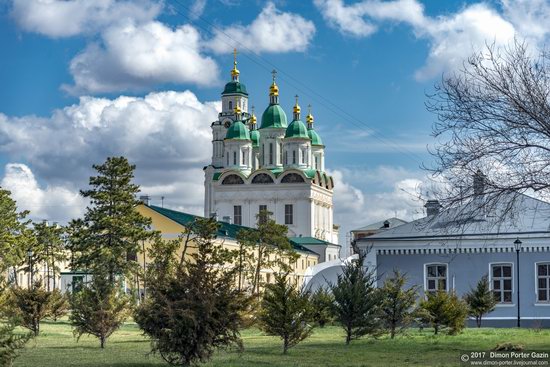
[135,217,248,366]
[418,290,469,335]
[69,275,130,348]
[0,282,31,367]
[67,157,155,281]
[0,189,32,287]
[47,289,69,322]
[310,287,334,328]
[379,270,419,338]
[259,273,314,354]
[236,209,297,296]
[8,281,52,336]
[31,221,66,292]
[331,253,382,344]
[464,275,497,328]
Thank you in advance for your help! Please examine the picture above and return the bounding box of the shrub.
[418,291,468,335]
[310,287,334,328]
[8,281,52,336]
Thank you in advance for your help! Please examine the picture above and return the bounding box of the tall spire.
[306,104,314,128]
[293,95,301,120]
[231,48,240,81]
[269,69,279,104]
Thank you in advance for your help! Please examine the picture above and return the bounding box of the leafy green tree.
[0,189,32,287]
[69,275,130,348]
[418,291,469,335]
[31,222,66,292]
[67,157,155,281]
[464,275,497,328]
[8,281,52,336]
[135,217,248,366]
[259,273,314,354]
[331,253,382,344]
[379,270,419,338]
[236,210,297,295]
[310,287,334,328]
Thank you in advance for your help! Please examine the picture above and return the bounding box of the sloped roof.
[352,217,408,232]
[146,205,318,255]
[365,193,550,241]
[289,236,340,247]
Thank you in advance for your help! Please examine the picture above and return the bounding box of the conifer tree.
[47,289,69,322]
[379,270,419,338]
[259,273,314,354]
[67,157,154,281]
[0,282,31,367]
[31,221,66,291]
[310,287,334,328]
[331,253,382,344]
[418,290,469,335]
[135,218,248,366]
[8,281,52,336]
[0,189,32,287]
[464,275,497,328]
[236,209,297,295]
[69,275,130,349]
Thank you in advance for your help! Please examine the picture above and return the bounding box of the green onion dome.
[308,128,323,146]
[250,129,260,147]
[260,104,288,129]
[222,81,248,95]
[285,119,309,139]
[225,120,251,140]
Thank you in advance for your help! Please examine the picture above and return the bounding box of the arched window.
[242,150,246,165]
[281,173,305,183]
[222,174,244,185]
[251,173,274,184]
[228,101,233,110]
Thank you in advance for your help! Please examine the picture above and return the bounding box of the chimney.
[383,220,390,228]
[473,170,485,196]
[425,200,441,217]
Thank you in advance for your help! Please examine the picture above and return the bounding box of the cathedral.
[204,52,338,244]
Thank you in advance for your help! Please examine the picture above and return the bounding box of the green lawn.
[13,320,550,367]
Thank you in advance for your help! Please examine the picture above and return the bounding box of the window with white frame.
[269,143,273,165]
[285,204,293,225]
[491,263,513,303]
[233,205,242,226]
[425,264,447,293]
[537,263,550,303]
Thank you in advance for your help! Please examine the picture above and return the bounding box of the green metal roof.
[147,205,318,255]
[289,236,339,247]
[303,169,317,179]
[222,81,248,95]
[260,104,288,129]
[285,119,309,139]
[250,129,260,148]
[225,120,251,140]
[308,128,323,146]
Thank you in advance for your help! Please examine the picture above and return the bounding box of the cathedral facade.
[204,54,338,244]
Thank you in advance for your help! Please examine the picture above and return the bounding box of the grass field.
[13,320,550,367]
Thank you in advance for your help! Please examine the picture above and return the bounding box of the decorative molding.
[375,246,550,255]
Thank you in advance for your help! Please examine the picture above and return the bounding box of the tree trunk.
[434,324,439,335]
[390,325,396,339]
[283,336,289,354]
[100,336,105,349]
[476,316,481,328]
[346,326,352,345]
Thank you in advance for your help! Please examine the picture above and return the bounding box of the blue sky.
[1,0,548,242]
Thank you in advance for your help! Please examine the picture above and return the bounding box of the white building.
[204,54,338,244]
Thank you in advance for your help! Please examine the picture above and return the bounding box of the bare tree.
[426,40,550,213]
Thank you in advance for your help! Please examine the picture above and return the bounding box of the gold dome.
[269,69,279,96]
[293,95,301,115]
[306,104,314,124]
[234,97,242,115]
[230,48,240,79]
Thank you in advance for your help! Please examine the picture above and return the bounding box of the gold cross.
[271,69,277,82]
[233,48,237,63]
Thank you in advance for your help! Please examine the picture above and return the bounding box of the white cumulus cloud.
[11,0,161,38]
[208,2,316,54]
[1,163,87,222]
[0,91,219,220]
[314,0,550,80]
[64,21,220,94]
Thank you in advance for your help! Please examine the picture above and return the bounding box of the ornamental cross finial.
[308,104,312,114]
[271,69,277,82]
[233,48,237,63]
[295,94,299,104]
